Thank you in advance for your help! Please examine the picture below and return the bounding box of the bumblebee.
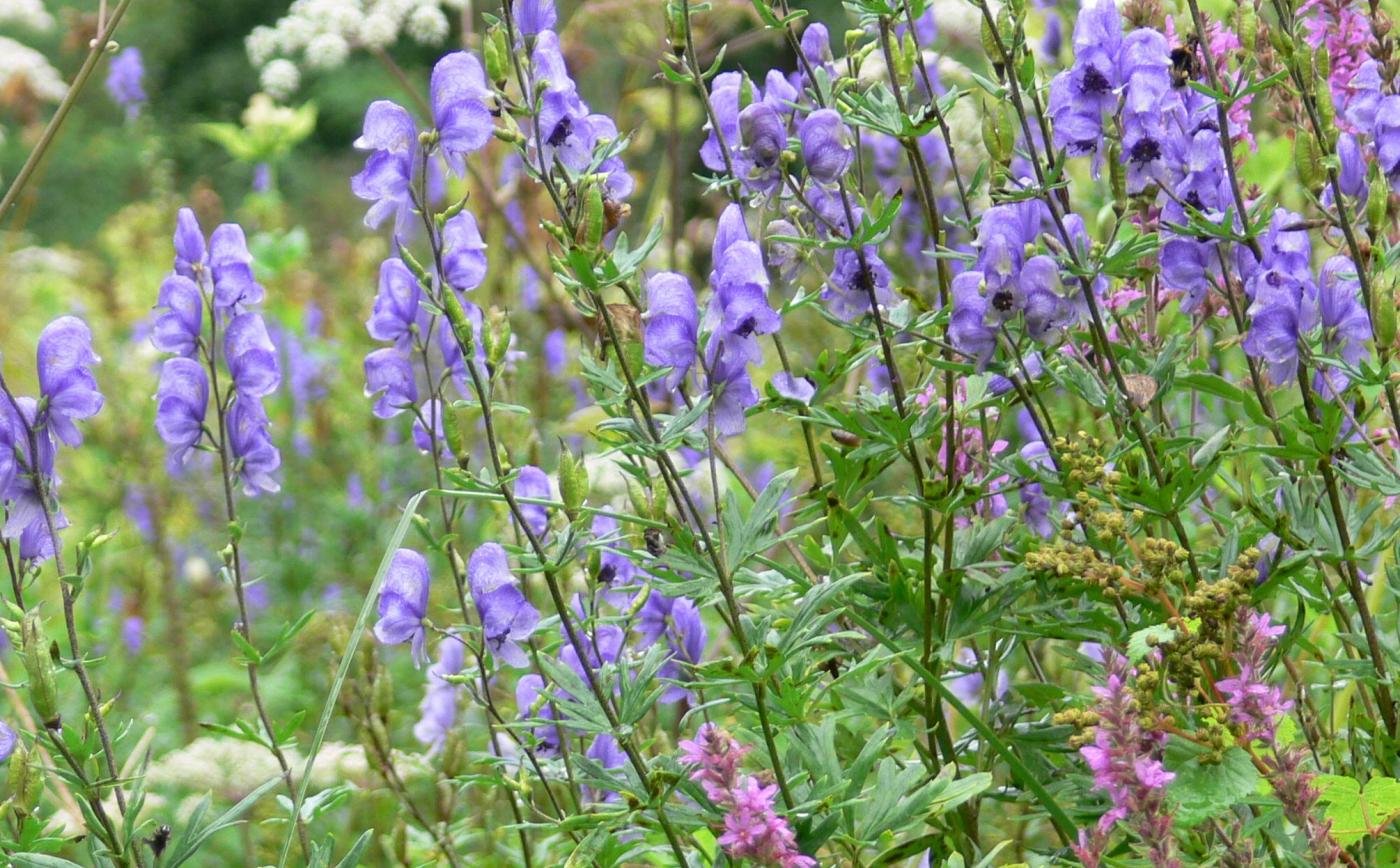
[1170,33,1202,88]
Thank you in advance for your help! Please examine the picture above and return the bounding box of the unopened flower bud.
[484,25,509,86]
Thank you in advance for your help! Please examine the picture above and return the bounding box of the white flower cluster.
[246,0,465,98]
[0,36,68,103]
[146,737,376,795]
[0,0,54,32]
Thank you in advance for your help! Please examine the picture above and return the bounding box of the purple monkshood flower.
[644,272,699,391]
[513,466,552,538]
[226,397,281,496]
[799,109,854,184]
[105,47,145,120]
[1315,256,1372,396]
[703,333,760,437]
[36,317,104,448]
[516,673,563,754]
[352,101,417,233]
[375,548,432,665]
[154,358,209,465]
[948,646,1010,706]
[431,52,495,175]
[0,385,67,563]
[366,258,423,349]
[584,734,627,803]
[173,208,207,278]
[442,211,489,291]
[224,313,281,398]
[152,275,203,358]
[363,348,418,419]
[637,593,707,702]
[1216,610,1291,743]
[543,329,567,376]
[771,372,815,404]
[1375,94,1400,187]
[560,623,625,686]
[679,724,815,868]
[0,721,15,762]
[467,543,540,668]
[1074,650,1179,868]
[208,224,264,313]
[949,271,997,369]
[414,636,466,752]
[513,0,557,37]
[1047,0,1123,165]
[824,246,894,322]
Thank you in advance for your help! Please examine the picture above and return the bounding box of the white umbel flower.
[405,4,449,44]
[304,32,350,70]
[260,58,301,101]
[0,37,67,102]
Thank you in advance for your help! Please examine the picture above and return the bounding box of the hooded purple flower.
[442,210,489,291]
[224,313,281,398]
[1315,256,1372,396]
[208,224,264,313]
[799,109,854,183]
[824,247,894,322]
[1242,304,1300,385]
[703,333,760,437]
[105,47,145,119]
[515,673,563,754]
[431,52,495,174]
[36,317,104,448]
[514,466,552,538]
[226,397,281,496]
[352,101,417,233]
[949,272,997,369]
[560,623,625,685]
[468,543,540,668]
[514,0,557,37]
[701,72,745,174]
[637,593,707,703]
[1047,0,1122,160]
[0,722,15,763]
[154,358,209,465]
[152,275,204,358]
[1374,94,1400,186]
[173,208,207,278]
[414,637,465,751]
[366,258,423,349]
[584,734,627,803]
[363,348,418,419]
[375,548,432,665]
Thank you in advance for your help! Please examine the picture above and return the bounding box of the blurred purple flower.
[105,47,145,119]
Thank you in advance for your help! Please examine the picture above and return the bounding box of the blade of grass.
[276,492,428,867]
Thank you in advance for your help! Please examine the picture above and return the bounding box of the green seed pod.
[1368,171,1391,231]
[441,728,469,779]
[21,612,58,729]
[558,447,589,521]
[579,184,605,250]
[626,476,649,519]
[441,287,477,360]
[980,15,1003,63]
[484,307,512,371]
[1314,46,1330,83]
[1293,133,1325,192]
[7,741,42,816]
[1269,26,1294,58]
[1237,2,1258,49]
[1018,51,1036,90]
[441,399,466,461]
[484,25,509,86]
[981,101,1006,165]
[373,666,394,721]
[1314,86,1336,145]
[1108,142,1127,213]
[1375,274,1398,349]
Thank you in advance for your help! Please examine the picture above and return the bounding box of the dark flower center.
[1128,138,1162,165]
[547,115,573,148]
[992,290,1016,312]
[1080,66,1112,95]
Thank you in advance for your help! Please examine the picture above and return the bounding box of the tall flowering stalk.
[149,209,311,860]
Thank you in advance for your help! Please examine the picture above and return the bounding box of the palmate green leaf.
[1314,774,1400,845]
[1164,742,1260,827]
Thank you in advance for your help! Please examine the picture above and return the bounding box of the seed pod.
[558,447,589,521]
[577,184,606,250]
[1314,86,1336,145]
[1109,142,1127,213]
[1293,133,1325,193]
[373,666,394,721]
[1315,46,1331,83]
[7,741,42,816]
[1375,273,1398,349]
[1369,171,1391,232]
[1237,3,1258,49]
[484,26,509,86]
[484,307,512,371]
[899,32,917,81]
[21,612,59,729]
[441,287,477,360]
